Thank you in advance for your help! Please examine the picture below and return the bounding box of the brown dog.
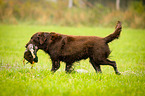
[25,21,122,74]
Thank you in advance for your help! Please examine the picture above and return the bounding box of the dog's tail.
[104,21,122,43]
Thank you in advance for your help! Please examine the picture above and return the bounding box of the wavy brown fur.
[25,21,122,74]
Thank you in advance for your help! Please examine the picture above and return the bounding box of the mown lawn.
[0,25,145,96]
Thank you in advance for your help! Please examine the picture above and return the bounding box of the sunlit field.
[0,25,145,96]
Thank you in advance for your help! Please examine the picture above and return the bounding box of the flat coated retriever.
[24,21,122,74]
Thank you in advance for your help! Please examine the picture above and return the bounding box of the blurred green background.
[0,0,144,28]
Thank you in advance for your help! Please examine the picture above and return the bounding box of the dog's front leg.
[51,60,60,73]
[96,65,102,73]
[65,63,73,73]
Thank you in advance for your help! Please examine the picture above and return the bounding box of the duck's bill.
[23,58,35,65]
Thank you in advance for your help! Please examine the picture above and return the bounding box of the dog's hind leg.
[51,60,60,73]
[89,59,102,73]
[101,59,120,75]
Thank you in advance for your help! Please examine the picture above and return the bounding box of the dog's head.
[25,32,48,48]
[25,32,64,49]
[24,44,38,64]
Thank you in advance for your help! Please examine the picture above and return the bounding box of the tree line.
[0,0,144,28]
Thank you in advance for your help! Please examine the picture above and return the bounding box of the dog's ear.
[61,37,67,45]
[37,32,46,44]
[49,32,62,43]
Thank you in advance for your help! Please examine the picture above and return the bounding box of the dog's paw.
[116,72,121,75]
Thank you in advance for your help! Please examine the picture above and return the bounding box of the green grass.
[0,25,145,96]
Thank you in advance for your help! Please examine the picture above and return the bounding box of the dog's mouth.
[23,44,38,66]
